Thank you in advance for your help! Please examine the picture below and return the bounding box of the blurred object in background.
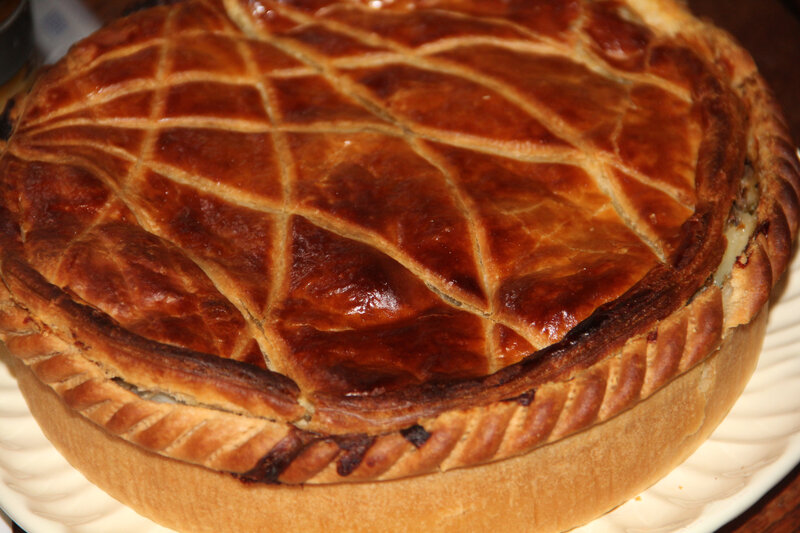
[1,0,101,110]
[31,0,98,63]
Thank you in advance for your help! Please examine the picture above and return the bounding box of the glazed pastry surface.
[1,0,796,484]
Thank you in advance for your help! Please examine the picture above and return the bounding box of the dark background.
[690,0,800,144]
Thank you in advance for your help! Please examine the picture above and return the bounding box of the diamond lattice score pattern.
[1,0,710,399]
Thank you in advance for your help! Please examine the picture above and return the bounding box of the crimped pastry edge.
[2,304,768,533]
[0,0,796,491]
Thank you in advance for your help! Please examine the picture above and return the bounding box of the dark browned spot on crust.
[400,424,431,448]
[503,388,536,406]
[335,434,376,476]
[236,429,318,484]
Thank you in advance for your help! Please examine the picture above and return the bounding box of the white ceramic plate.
[2,245,800,533]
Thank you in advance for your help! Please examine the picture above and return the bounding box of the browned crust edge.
[0,0,797,488]
[2,303,768,533]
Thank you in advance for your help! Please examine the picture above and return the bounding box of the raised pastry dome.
[0,0,797,495]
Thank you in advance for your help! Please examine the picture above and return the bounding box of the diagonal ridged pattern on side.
[0,247,798,532]
[0,0,797,489]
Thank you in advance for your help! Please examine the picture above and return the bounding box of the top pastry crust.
[0,0,798,484]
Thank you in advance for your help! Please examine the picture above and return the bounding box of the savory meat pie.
[0,0,798,531]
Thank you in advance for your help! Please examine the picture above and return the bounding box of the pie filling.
[715,162,759,286]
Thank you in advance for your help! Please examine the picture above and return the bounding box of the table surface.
[8,1,800,532]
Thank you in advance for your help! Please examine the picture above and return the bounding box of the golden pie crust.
[0,0,798,531]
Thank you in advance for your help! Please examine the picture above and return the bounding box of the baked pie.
[0,0,798,531]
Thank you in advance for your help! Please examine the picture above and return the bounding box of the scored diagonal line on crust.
[5,0,706,378]
[219,0,696,315]
[246,0,695,206]
[1,0,747,415]
[234,11,309,375]
[0,0,797,498]
[220,0,670,349]
[20,0,695,240]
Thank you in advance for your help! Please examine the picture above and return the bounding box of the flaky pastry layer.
[0,0,798,486]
